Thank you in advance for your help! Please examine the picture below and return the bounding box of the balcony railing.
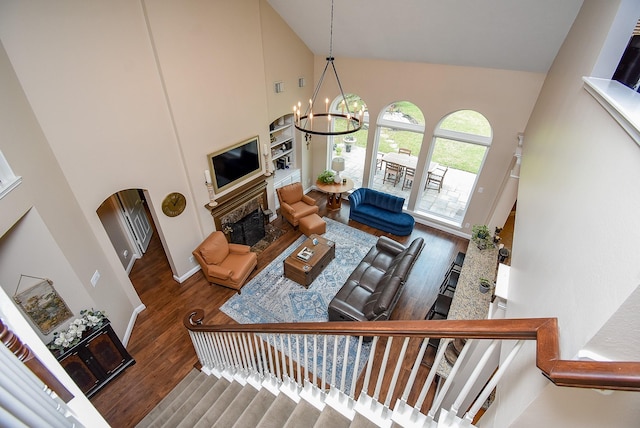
[184,311,640,427]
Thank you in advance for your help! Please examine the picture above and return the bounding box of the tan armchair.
[192,231,257,293]
[276,182,319,227]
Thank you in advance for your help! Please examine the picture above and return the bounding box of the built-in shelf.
[269,114,296,172]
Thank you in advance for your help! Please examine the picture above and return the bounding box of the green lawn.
[333,101,489,173]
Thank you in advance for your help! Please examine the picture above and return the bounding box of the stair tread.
[161,374,220,428]
[176,377,231,428]
[350,413,382,428]
[193,380,244,427]
[282,399,321,428]
[232,388,278,428]
[212,383,260,428]
[255,393,297,428]
[313,405,351,428]
[135,369,204,428]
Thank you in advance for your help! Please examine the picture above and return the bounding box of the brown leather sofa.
[192,231,257,293]
[328,236,424,322]
[276,182,319,227]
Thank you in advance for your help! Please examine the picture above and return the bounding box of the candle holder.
[263,153,272,176]
[205,182,218,207]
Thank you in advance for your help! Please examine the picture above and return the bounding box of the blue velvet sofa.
[348,188,415,236]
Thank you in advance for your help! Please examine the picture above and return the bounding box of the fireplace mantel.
[205,177,268,233]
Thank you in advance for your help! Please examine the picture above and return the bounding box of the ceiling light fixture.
[294,0,363,141]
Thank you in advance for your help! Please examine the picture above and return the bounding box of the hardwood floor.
[90,190,468,427]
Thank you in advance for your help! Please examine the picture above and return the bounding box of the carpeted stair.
[136,369,385,428]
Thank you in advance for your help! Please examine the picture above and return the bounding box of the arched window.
[328,94,369,189]
[371,102,425,200]
[417,110,492,225]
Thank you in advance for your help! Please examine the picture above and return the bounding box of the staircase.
[136,368,383,428]
[160,312,640,428]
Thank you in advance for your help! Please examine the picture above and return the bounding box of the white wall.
[0,38,141,340]
[486,0,640,426]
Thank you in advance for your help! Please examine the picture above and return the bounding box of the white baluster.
[349,336,364,398]
[384,337,410,407]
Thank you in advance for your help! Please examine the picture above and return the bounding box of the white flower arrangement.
[48,309,107,352]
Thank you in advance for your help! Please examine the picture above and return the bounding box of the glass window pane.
[384,101,425,125]
[439,110,491,137]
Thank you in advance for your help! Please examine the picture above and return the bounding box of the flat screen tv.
[207,136,263,193]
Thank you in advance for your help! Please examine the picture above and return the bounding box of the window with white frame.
[0,150,22,199]
[416,110,492,225]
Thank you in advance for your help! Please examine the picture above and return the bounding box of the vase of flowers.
[47,309,107,352]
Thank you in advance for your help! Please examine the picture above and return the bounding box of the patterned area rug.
[221,217,378,390]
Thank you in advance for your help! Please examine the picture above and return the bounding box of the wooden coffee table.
[283,234,335,287]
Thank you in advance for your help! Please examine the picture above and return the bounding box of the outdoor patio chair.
[376,152,384,172]
[425,165,448,192]
[398,148,412,155]
[402,167,415,190]
[383,162,403,186]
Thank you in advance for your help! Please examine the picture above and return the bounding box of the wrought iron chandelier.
[294,0,363,139]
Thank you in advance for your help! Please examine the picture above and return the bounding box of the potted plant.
[479,278,492,294]
[343,136,355,153]
[317,170,335,184]
[471,224,493,250]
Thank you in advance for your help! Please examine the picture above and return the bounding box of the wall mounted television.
[207,136,263,194]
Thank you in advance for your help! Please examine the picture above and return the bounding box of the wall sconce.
[510,133,524,179]
[298,77,305,88]
[274,81,284,93]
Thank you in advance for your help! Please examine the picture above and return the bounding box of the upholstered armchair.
[276,182,319,227]
[192,231,257,293]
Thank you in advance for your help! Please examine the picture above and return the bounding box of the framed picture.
[13,278,73,335]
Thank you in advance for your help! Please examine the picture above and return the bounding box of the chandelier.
[294,0,363,138]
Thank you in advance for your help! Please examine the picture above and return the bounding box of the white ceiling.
[267,0,584,73]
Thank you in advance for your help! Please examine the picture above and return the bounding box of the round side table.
[316,178,354,210]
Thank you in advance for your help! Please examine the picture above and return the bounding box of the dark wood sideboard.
[52,320,135,397]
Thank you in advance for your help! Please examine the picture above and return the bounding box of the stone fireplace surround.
[206,177,269,246]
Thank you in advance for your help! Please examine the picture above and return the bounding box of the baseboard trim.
[173,265,201,284]
[125,254,140,275]
[412,215,470,239]
[122,304,146,347]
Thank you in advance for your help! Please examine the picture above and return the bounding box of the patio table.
[381,152,438,173]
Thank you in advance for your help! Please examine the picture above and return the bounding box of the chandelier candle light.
[294,0,363,139]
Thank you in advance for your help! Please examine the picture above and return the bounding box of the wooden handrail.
[0,319,74,402]
[184,309,640,392]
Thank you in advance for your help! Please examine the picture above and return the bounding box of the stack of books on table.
[297,247,314,261]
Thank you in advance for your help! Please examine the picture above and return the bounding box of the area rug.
[221,217,378,390]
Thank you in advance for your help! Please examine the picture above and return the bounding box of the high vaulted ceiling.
[267,0,584,73]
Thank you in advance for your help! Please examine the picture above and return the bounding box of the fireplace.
[206,178,269,246]
[227,207,265,246]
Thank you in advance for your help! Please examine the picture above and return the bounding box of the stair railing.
[184,310,640,426]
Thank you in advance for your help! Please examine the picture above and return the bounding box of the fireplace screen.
[228,208,265,247]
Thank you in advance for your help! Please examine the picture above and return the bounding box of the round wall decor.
[162,192,186,217]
